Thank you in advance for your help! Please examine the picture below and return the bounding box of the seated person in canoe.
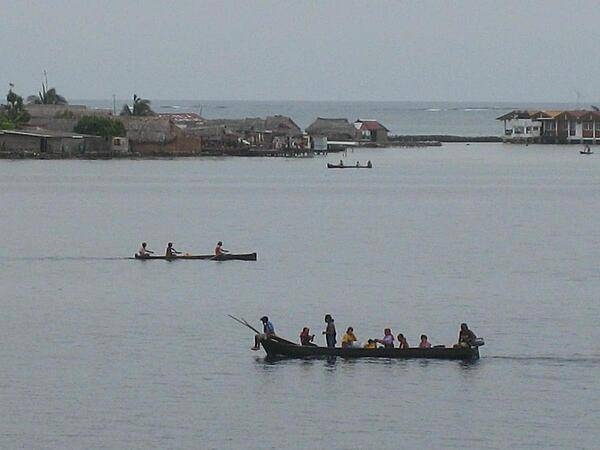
[397,333,409,349]
[419,334,432,349]
[367,160,372,168]
[251,316,276,351]
[364,339,377,349]
[165,242,182,257]
[376,328,395,348]
[341,327,358,348]
[299,327,315,346]
[137,242,154,257]
[455,323,476,347]
[215,241,229,256]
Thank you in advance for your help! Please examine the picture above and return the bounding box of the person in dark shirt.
[457,323,476,347]
[165,242,181,257]
[323,314,336,348]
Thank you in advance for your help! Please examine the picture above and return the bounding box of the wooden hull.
[261,338,480,360]
[580,151,594,155]
[327,163,371,169]
[134,252,257,261]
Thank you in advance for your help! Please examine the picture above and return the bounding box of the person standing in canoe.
[323,314,336,348]
[165,242,181,257]
[251,316,276,350]
[215,241,229,256]
[137,242,154,257]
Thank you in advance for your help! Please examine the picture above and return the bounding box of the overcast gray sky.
[2,0,600,102]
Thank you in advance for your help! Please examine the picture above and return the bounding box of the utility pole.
[112,94,116,115]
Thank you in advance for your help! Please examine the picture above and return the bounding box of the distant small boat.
[327,163,372,169]
[134,253,257,261]
[580,148,594,155]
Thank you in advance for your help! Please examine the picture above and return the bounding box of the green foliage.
[0,89,30,128]
[120,94,155,116]
[0,118,15,130]
[27,82,68,105]
[73,115,126,138]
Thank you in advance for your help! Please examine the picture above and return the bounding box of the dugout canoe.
[134,252,257,261]
[260,337,483,360]
[327,163,372,169]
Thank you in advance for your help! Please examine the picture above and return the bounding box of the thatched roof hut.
[306,118,356,140]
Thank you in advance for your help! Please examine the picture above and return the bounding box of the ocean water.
[81,99,589,137]
[1,143,600,449]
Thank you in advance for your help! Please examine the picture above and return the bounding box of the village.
[4,83,600,159]
[0,87,392,159]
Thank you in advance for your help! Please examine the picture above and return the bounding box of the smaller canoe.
[327,163,372,169]
[580,151,594,155]
[134,252,257,261]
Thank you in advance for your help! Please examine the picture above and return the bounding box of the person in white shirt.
[137,242,154,257]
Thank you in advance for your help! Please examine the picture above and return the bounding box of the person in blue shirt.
[251,316,275,350]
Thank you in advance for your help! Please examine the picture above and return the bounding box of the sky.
[2,0,600,102]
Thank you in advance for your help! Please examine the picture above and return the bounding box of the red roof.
[355,120,389,132]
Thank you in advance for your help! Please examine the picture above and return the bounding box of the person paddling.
[251,316,276,350]
[137,242,154,257]
[165,242,181,258]
[215,241,229,256]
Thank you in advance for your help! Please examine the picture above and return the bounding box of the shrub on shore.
[74,116,126,138]
[0,89,30,129]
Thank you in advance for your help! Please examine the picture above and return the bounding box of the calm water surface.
[1,144,599,449]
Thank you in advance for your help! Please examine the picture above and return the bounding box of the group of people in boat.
[136,241,229,257]
[337,160,372,168]
[251,315,477,350]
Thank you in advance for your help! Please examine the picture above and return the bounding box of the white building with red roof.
[354,119,389,144]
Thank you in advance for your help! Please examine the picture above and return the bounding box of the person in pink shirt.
[419,334,432,348]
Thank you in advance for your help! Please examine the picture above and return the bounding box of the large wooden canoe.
[261,338,482,360]
[134,252,257,261]
[327,163,372,169]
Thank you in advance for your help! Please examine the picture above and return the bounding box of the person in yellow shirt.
[341,327,358,348]
[364,339,377,349]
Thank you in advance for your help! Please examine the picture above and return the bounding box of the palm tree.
[3,89,30,126]
[120,94,155,116]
